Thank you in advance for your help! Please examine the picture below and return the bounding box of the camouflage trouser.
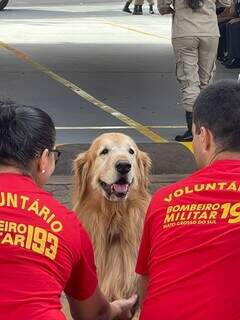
[172,36,219,112]
[129,0,154,5]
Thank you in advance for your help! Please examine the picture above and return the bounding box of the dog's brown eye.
[129,148,135,155]
[100,148,109,155]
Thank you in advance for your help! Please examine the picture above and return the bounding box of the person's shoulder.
[149,166,209,213]
[152,168,202,198]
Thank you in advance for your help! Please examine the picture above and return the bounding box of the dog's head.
[73,133,151,202]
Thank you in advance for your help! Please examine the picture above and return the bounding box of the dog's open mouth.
[100,178,131,199]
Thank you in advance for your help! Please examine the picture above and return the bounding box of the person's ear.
[38,149,50,174]
[199,127,212,152]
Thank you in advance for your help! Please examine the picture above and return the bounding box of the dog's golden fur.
[73,133,151,302]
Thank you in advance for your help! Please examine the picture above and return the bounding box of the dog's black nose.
[116,161,132,175]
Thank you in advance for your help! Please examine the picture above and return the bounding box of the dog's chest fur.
[77,197,149,301]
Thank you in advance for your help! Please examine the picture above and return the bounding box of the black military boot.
[149,4,155,13]
[123,1,132,13]
[175,111,193,142]
[133,5,143,14]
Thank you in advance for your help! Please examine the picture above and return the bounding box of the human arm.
[135,203,153,308]
[217,0,237,20]
[138,275,149,307]
[216,0,232,8]
[67,288,137,320]
[64,226,137,320]
[228,16,240,22]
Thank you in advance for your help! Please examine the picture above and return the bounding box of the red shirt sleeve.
[135,204,152,276]
[64,227,98,300]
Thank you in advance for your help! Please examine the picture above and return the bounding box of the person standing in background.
[217,1,237,61]
[158,0,231,142]
[223,1,240,69]
[123,0,155,14]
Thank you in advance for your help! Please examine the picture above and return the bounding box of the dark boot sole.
[175,129,193,142]
[175,137,193,142]
[123,8,132,13]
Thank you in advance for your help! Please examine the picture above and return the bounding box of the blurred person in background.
[158,0,231,142]
[217,0,238,61]
[222,0,240,68]
[123,0,155,14]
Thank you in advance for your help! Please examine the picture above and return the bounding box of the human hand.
[110,294,138,320]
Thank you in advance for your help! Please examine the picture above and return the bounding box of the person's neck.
[0,165,23,175]
[209,151,240,165]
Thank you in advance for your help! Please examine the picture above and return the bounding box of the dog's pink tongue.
[113,184,128,193]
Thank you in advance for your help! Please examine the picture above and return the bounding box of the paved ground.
[1,0,239,147]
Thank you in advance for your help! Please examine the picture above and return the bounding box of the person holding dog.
[158,0,231,142]
[136,79,240,319]
[0,103,137,320]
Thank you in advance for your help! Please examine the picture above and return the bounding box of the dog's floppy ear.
[72,151,90,208]
[137,151,151,190]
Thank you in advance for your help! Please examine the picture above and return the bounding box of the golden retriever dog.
[73,133,151,308]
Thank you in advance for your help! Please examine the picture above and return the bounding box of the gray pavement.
[1,0,239,148]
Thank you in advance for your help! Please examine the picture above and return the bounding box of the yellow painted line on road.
[0,40,166,144]
[180,141,193,153]
[0,41,193,152]
[104,21,170,41]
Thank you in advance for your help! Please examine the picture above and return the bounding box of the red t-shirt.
[136,160,240,320]
[0,173,98,320]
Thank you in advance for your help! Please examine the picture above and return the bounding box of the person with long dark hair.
[158,0,231,142]
[0,102,137,320]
